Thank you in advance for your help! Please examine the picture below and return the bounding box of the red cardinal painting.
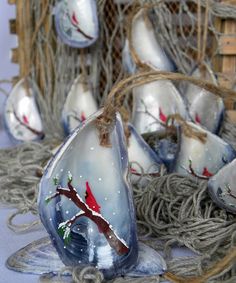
[70,12,93,40]
[85,182,101,213]
[195,113,201,124]
[80,112,86,122]
[159,107,167,123]
[23,114,29,125]
[202,167,213,178]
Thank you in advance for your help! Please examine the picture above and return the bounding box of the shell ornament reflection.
[54,0,99,48]
[4,78,44,142]
[7,110,166,279]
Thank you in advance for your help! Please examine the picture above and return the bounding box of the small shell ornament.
[208,158,236,213]
[54,0,99,48]
[62,75,98,134]
[127,124,163,185]
[123,9,176,72]
[7,110,166,279]
[173,122,236,178]
[132,80,188,135]
[4,78,44,142]
[184,64,224,133]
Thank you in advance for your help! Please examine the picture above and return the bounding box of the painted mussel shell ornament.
[4,78,44,142]
[35,110,166,279]
[184,64,224,133]
[54,0,99,48]
[173,122,236,178]
[124,9,176,72]
[127,124,164,185]
[132,80,188,135]
[62,75,98,134]
[208,158,236,214]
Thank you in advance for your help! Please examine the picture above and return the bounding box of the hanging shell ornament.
[127,124,163,185]
[173,122,236,178]
[123,8,176,72]
[62,75,98,134]
[208,158,236,214]
[7,110,166,279]
[184,64,224,133]
[4,78,44,142]
[132,80,188,135]
[54,0,99,48]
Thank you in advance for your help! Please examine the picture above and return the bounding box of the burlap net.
[1,0,236,282]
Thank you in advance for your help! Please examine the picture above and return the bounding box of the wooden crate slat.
[219,36,236,55]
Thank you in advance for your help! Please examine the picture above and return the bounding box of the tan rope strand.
[197,0,202,63]
[200,0,210,64]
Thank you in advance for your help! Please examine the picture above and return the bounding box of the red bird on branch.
[70,12,93,40]
[159,107,167,123]
[85,182,101,214]
[23,114,29,125]
[80,112,86,122]
[195,113,201,124]
[202,167,213,177]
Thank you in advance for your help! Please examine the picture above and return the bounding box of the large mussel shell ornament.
[4,78,44,142]
[54,0,99,48]
[5,110,165,279]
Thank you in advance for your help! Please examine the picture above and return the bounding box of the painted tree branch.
[226,184,236,200]
[68,111,82,123]
[68,14,94,40]
[46,180,129,255]
[13,108,44,138]
[139,99,167,128]
[186,159,210,180]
